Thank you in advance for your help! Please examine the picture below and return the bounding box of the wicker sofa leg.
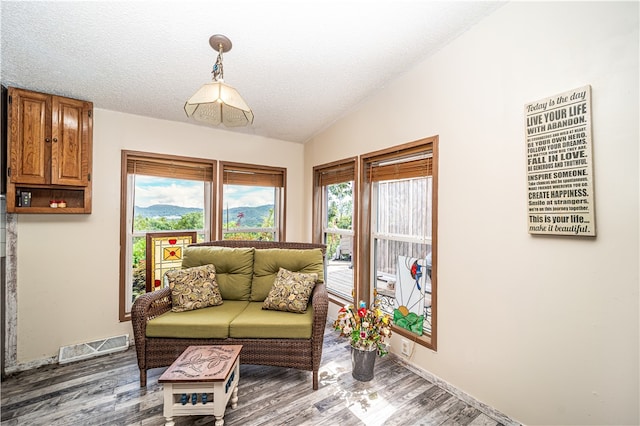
[140,370,147,387]
[313,370,318,390]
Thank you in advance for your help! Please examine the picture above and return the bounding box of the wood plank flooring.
[1,325,510,426]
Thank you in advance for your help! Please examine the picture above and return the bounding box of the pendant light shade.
[185,81,254,127]
[184,34,254,127]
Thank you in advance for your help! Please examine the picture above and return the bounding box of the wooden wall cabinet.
[6,87,93,213]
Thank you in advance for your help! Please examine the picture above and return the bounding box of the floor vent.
[58,334,129,364]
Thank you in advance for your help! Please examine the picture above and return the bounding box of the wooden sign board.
[525,85,596,236]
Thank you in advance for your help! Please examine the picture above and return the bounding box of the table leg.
[231,385,238,409]
[163,383,175,425]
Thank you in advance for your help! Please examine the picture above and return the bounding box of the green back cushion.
[251,248,324,301]
[181,246,255,301]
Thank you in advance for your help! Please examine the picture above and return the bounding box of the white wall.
[305,2,639,425]
[9,2,639,424]
[14,110,305,364]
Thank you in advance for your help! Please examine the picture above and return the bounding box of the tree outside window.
[313,158,357,301]
[325,181,354,299]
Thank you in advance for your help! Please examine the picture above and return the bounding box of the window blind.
[126,156,214,182]
[365,147,433,182]
[222,163,285,187]
[317,161,356,186]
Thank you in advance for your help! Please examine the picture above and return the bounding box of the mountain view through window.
[130,177,274,303]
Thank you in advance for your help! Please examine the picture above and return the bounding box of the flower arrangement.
[333,299,393,356]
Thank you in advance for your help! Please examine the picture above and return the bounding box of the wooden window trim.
[312,157,358,243]
[312,157,358,301]
[358,136,439,351]
[218,161,286,241]
[119,150,216,322]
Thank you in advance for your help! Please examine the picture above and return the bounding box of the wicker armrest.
[132,287,172,322]
[311,281,328,313]
[310,281,328,388]
[131,287,172,356]
[311,282,328,336]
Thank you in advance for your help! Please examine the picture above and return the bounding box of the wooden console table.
[158,345,242,426]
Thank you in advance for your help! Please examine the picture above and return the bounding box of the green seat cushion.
[251,248,325,302]
[181,246,255,301]
[146,301,250,339]
[229,302,314,339]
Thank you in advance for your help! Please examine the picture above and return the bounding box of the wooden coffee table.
[158,345,242,426]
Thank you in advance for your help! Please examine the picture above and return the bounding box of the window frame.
[118,150,216,322]
[359,136,438,350]
[218,161,286,241]
[312,157,358,303]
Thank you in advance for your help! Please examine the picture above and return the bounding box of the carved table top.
[158,345,242,383]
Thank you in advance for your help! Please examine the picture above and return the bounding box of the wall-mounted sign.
[525,85,596,236]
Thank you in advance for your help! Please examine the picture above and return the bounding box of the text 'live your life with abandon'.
[524,85,596,237]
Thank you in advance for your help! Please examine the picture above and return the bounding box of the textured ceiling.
[1,1,504,143]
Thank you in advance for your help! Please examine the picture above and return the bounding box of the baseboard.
[4,355,57,375]
[391,353,522,426]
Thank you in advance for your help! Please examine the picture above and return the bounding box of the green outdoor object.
[394,309,424,336]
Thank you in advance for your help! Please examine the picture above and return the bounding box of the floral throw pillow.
[166,264,223,313]
[262,267,318,314]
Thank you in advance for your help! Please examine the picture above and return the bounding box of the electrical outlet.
[401,339,411,356]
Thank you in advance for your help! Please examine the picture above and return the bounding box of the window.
[313,158,357,301]
[360,137,438,350]
[119,151,215,321]
[219,162,286,241]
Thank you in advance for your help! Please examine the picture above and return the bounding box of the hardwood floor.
[1,325,511,426]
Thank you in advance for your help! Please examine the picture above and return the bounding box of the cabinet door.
[8,88,51,184]
[51,96,92,186]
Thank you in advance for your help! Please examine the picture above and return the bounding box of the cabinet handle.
[53,138,58,142]
[45,138,51,142]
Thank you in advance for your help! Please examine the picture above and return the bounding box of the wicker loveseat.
[131,240,328,390]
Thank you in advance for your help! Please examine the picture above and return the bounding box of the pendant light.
[184,34,254,127]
